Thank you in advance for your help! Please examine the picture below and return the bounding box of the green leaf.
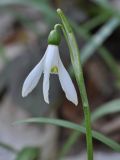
[14,117,120,152]
[80,17,120,64]
[69,22,120,84]
[0,142,17,153]
[60,99,120,158]
[0,44,8,62]
[81,13,109,31]
[15,147,40,160]
[93,0,120,17]
[92,99,120,121]
[0,0,57,25]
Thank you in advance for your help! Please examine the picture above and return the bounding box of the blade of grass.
[97,48,120,84]
[60,99,120,157]
[69,20,120,82]
[93,0,120,18]
[81,13,110,31]
[14,117,120,152]
[0,142,17,153]
[15,147,40,160]
[80,17,120,64]
[92,99,120,121]
[93,0,120,31]
[0,44,8,63]
[0,0,57,25]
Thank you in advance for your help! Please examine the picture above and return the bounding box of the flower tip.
[22,89,27,98]
[45,99,49,104]
[74,100,78,106]
[22,86,29,98]
[57,8,62,13]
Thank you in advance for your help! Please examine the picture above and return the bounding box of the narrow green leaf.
[0,142,17,153]
[15,147,40,160]
[60,99,120,157]
[93,0,120,18]
[14,117,120,152]
[80,17,120,64]
[69,21,120,83]
[0,44,8,62]
[92,99,120,121]
[81,13,109,31]
[0,0,57,25]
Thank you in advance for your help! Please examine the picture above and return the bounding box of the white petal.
[22,56,45,97]
[43,70,50,103]
[43,45,59,103]
[58,58,78,106]
[44,45,59,69]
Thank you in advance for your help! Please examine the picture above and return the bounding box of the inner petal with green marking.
[51,66,58,74]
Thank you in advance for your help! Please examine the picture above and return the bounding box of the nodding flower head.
[22,29,78,106]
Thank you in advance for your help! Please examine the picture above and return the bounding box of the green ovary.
[51,66,58,74]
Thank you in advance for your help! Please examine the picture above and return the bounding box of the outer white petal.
[58,57,78,106]
[43,45,59,103]
[22,55,45,97]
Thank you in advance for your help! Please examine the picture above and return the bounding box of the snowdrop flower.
[22,29,78,105]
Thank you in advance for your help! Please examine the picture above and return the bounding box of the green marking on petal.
[51,66,58,74]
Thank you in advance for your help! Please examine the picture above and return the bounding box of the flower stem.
[57,9,93,160]
[84,107,93,160]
